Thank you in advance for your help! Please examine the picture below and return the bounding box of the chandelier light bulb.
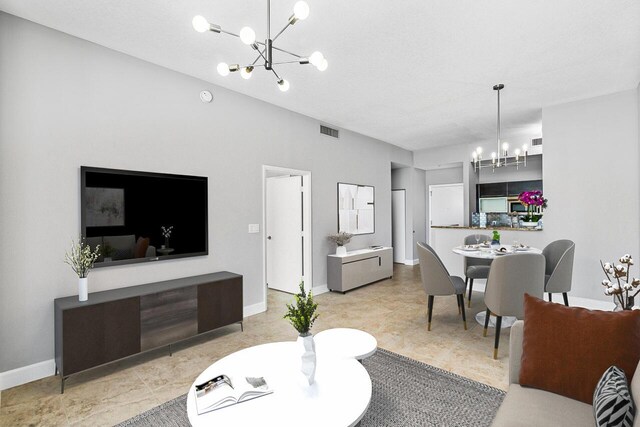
[239,27,256,45]
[217,62,230,77]
[502,142,509,151]
[491,152,497,159]
[293,1,310,20]
[514,148,521,156]
[476,147,483,155]
[522,144,528,153]
[278,79,290,92]
[309,51,324,67]
[192,15,210,33]
[472,152,478,160]
[317,58,328,71]
[240,66,253,80]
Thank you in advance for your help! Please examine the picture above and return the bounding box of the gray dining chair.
[463,234,492,307]
[416,242,467,331]
[542,240,575,306]
[483,253,545,359]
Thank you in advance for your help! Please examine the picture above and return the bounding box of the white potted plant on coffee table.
[284,282,320,385]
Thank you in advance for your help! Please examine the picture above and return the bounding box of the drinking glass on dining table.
[474,234,481,245]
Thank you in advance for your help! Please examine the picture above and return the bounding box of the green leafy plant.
[101,243,115,258]
[64,237,101,278]
[284,282,319,336]
[492,230,500,242]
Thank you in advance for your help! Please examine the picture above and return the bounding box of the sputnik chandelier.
[192,0,327,92]
[472,84,529,172]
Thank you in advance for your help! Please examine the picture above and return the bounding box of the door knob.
[267,236,272,240]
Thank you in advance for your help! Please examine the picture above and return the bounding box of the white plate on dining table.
[514,247,531,252]
[458,246,478,252]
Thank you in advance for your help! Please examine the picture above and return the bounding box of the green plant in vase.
[491,230,500,245]
[284,282,319,385]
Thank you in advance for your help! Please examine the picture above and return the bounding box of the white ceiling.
[1,0,639,151]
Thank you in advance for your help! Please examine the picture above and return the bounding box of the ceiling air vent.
[320,124,339,139]
[532,137,542,146]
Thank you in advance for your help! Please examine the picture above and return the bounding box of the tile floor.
[0,265,511,426]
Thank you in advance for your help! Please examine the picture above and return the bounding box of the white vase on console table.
[336,246,347,256]
[78,277,88,302]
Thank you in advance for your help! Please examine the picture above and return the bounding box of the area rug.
[116,348,505,426]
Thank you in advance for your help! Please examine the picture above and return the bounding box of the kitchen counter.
[431,225,542,232]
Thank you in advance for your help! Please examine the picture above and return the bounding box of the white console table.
[327,247,393,292]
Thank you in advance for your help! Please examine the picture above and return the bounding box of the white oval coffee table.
[315,328,377,361]
[187,341,372,427]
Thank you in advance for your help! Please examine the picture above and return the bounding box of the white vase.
[297,334,316,385]
[78,277,88,302]
[522,221,538,228]
[336,246,347,256]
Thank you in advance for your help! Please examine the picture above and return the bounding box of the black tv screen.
[81,166,208,267]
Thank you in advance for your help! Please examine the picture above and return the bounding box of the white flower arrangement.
[601,254,640,310]
[328,232,353,247]
[161,226,174,238]
[64,237,101,278]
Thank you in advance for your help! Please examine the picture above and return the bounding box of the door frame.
[428,182,464,244]
[262,165,313,310]
[391,189,406,264]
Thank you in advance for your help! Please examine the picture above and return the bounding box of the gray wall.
[413,169,426,252]
[543,89,639,301]
[391,167,414,260]
[0,13,412,372]
[477,155,543,184]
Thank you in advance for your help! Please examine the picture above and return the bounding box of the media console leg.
[55,364,58,376]
[169,344,172,357]
[240,321,244,332]
[60,377,66,394]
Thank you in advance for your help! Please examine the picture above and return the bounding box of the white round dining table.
[452,245,542,259]
[452,245,543,328]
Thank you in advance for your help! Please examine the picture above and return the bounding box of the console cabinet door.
[62,297,140,376]
[104,298,140,362]
[198,278,243,333]
[62,304,106,375]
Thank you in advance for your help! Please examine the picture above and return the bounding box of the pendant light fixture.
[192,0,327,92]
[472,84,529,172]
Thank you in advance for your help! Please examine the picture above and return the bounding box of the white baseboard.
[312,284,329,295]
[1,359,55,391]
[243,301,267,318]
[404,259,419,266]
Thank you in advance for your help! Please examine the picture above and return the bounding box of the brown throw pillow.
[519,294,640,404]
[134,237,150,258]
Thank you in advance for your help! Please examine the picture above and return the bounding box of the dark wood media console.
[54,272,242,393]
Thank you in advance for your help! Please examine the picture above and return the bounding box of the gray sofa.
[86,234,156,261]
[492,320,640,426]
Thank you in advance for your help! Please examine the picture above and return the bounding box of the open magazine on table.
[194,374,273,415]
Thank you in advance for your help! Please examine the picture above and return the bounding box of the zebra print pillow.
[593,366,635,427]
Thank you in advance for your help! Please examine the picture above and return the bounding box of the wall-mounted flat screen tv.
[81,166,208,267]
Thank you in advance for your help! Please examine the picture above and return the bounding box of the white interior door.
[429,183,464,245]
[266,176,303,294]
[392,190,406,263]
